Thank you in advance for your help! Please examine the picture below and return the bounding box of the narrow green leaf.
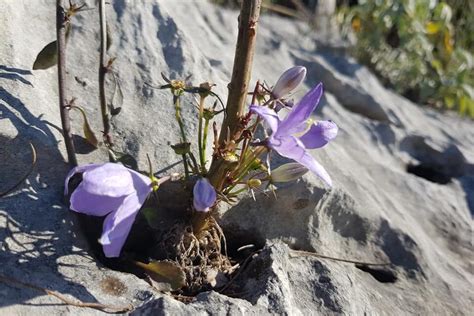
[33,41,58,70]
[106,23,112,52]
[134,260,186,291]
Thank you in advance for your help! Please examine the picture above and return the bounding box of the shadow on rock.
[0,69,100,307]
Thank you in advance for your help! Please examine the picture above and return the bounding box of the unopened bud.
[223,152,239,163]
[271,163,308,183]
[203,108,216,120]
[199,81,216,98]
[150,175,160,192]
[247,178,262,188]
[271,66,306,99]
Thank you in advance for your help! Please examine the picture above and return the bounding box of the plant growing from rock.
[35,0,340,296]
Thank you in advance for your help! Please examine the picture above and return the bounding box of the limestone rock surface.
[1,0,472,315]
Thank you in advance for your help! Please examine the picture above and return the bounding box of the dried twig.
[99,0,113,146]
[219,0,262,143]
[208,0,262,190]
[0,273,133,314]
[289,249,391,266]
[0,143,37,198]
[57,0,77,166]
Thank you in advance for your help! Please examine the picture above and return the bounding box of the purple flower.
[250,83,338,186]
[65,163,152,257]
[272,66,307,99]
[193,178,217,212]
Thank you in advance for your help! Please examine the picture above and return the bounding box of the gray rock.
[1,0,472,315]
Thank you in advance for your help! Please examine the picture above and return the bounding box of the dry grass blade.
[289,249,391,266]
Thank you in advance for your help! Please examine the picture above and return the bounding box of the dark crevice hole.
[356,264,397,283]
[406,163,452,184]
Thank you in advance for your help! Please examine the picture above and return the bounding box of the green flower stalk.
[173,94,190,178]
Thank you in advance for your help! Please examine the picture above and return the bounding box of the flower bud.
[247,178,262,188]
[271,66,307,99]
[271,163,309,183]
[203,108,216,120]
[199,81,216,98]
[193,178,217,213]
[223,152,239,163]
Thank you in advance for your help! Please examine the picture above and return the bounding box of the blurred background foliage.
[212,0,474,118]
[338,0,474,117]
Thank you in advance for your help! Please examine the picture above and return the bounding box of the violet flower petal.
[299,120,338,149]
[277,83,323,137]
[99,193,141,257]
[270,135,332,186]
[99,171,152,257]
[193,178,217,212]
[80,163,135,197]
[64,163,102,195]
[249,105,281,133]
[65,162,152,258]
[70,187,123,216]
[298,151,332,187]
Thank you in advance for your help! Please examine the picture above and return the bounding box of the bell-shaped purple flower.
[65,163,152,257]
[193,178,217,212]
[250,83,338,186]
[272,66,307,99]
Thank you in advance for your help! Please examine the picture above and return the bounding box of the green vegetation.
[339,0,474,117]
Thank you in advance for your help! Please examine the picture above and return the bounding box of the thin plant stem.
[182,155,190,178]
[208,0,262,189]
[99,0,112,146]
[198,96,205,172]
[224,146,266,194]
[57,0,77,166]
[202,117,210,172]
[238,80,261,166]
[188,152,199,174]
[173,95,190,178]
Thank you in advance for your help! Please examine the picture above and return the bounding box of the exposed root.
[160,216,233,295]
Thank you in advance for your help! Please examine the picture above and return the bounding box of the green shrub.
[338,0,474,117]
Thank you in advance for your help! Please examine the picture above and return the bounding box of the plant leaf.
[108,149,138,170]
[117,154,137,170]
[106,23,112,52]
[33,41,58,70]
[71,106,99,148]
[134,260,186,291]
[109,71,123,116]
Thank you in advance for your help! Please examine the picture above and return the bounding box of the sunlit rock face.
[1,0,473,315]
